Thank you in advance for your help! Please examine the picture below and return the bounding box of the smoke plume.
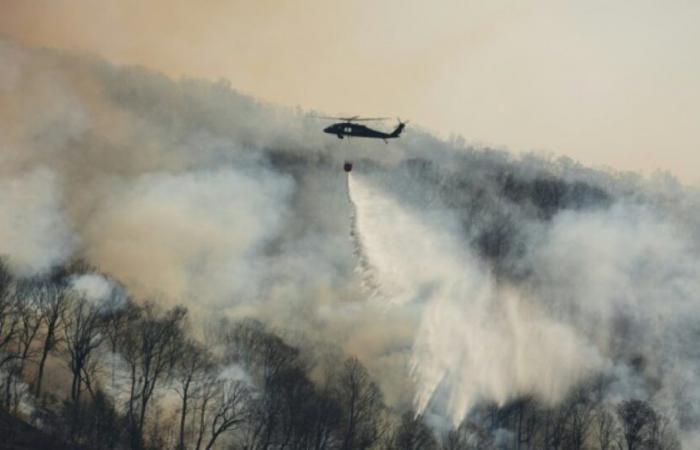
[2,37,700,444]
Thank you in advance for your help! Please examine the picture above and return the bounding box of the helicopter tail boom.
[389,121,406,138]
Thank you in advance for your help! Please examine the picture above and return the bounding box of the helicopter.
[321,116,406,142]
[319,116,407,172]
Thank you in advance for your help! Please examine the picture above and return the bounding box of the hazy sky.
[2,0,699,183]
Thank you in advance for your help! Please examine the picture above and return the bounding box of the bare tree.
[309,384,342,450]
[618,399,659,450]
[118,302,187,449]
[0,261,19,372]
[653,412,681,450]
[508,396,541,449]
[103,296,138,390]
[594,405,623,450]
[386,411,437,450]
[174,338,216,450]
[560,386,596,450]
[443,421,497,450]
[304,356,345,450]
[193,373,220,450]
[62,294,109,405]
[34,280,70,397]
[336,357,384,450]
[14,281,43,368]
[225,319,304,450]
[203,379,250,450]
[3,281,42,410]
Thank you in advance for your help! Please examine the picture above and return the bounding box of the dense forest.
[0,259,681,449]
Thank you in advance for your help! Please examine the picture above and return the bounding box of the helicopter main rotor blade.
[311,115,358,121]
[310,115,388,122]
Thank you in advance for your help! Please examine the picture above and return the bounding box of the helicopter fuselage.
[323,122,400,140]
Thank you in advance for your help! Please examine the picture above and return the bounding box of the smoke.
[81,168,292,308]
[69,273,127,311]
[0,168,77,276]
[2,37,700,443]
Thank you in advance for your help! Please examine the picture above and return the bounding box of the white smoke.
[3,37,700,443]
[530,204,700,423]
[69,273,127,311]
[0,168,77,275]
[81,168,292,309]
[70,273,112,300]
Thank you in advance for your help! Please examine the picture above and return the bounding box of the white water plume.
[347,171,463,304]
[347,171,605,425]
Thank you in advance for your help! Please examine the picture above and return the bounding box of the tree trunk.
[71,367,79,402]
[178,379,191,450]
[4,369,12,408]
[342,391,357,450]
[127,364,139,449]
[204,431,221,450]
[137,382,150,448]
[195,395,210,450]
[35,344,50,397]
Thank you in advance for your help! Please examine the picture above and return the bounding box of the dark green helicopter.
[321,116,407,171]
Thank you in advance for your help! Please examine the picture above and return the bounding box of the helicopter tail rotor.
[390,118,407,138]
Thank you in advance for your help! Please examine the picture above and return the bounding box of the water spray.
[345,169,381,295]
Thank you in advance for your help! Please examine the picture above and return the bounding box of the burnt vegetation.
[0,258,682,449]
